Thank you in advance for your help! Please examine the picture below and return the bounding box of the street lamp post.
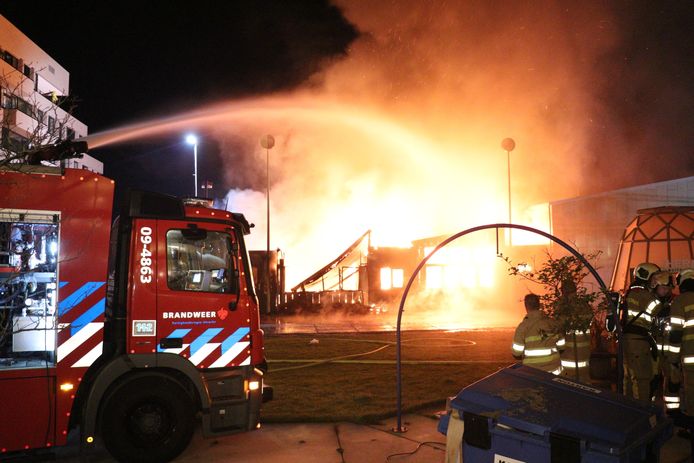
[501,138,516,224]
[185,134,199,197]
[260,135,275,314]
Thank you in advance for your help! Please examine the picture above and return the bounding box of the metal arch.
[394,223,620,432]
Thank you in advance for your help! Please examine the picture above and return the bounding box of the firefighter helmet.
[648,270,672,289]
[677,269,694,286]
[633,263,660,282]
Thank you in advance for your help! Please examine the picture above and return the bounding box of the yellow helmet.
[678,269,694,286]
[648,271,672,289]
[633,263,660,282]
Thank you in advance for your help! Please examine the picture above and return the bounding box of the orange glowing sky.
[88,1,621,289]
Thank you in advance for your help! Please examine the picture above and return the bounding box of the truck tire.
[100,375,195,463]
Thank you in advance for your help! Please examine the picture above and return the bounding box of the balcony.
[2,108,39,137]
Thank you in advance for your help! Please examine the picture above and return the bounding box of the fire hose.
[267,337,480,373]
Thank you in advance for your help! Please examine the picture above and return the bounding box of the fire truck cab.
[0,163,269,462]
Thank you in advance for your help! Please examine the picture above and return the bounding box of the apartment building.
[0,15,101,173]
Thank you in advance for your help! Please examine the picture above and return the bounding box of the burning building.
[252,175,694,325]
[257,228,536,326]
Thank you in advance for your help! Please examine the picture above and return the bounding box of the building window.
[2,50,20,69]
[47,116,56,134]
[392,268,404,288]
[22,64,32,78]
[380,267,405,290]
[1,128,29,152]
[15,96,34,119]
[1,92,17,109]
[380,267,392,290]
[66,128,75,140]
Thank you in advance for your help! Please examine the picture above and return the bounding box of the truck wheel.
[101,375,195,463]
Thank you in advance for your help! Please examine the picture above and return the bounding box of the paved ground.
[50,412,446,463]
[44,410,692,463]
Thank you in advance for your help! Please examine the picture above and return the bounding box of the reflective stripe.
[190,328,223,356]
[683,356,694,364]
[684,319,694,328]
[512,343,525,353]
[646,300,659,314]
[664,396,681,403]
[524,355,559,365]
[628,310,652,322]
[561,360,588,368]
[571,329,590,335]
[57,322,103,362]
[209,341,250,368]
[670,317,685,326]
[565,341,591,348]
[72,341,103,368]
[525,348,553,357]
[556,338,566,347]
[663,345,681,353]
[666,403,680,409]
[551,367,562,375]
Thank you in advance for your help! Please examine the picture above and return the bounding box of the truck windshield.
[166,229,236,293]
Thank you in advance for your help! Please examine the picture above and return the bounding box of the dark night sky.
[0,1,692,200]
[0,1,358,199]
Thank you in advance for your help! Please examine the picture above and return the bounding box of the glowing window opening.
[392,268,404,288]
[380,267,392,290]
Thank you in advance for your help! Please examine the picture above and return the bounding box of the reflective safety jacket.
[654,303,671,350]
[666,292,694,365]
[561,329,591,372]
[623,286,661,334]
[664,292,694,411]
[512,310,565,374]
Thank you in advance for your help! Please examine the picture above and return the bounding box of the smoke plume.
[220,0,623,286]
[87,1,690,296]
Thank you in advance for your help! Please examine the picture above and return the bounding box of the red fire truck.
[0,143,271,462]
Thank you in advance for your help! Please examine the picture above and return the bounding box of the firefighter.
[666,269,694,414]
[649,271,679,409]
[512,293,565,375]
[558,279,591,383]
[621,262,662,404]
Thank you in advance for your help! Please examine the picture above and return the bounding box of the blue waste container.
[438,364,672,462]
